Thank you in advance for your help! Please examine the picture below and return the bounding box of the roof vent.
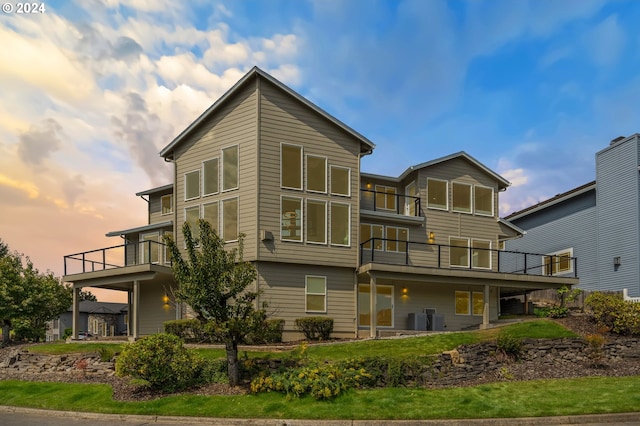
[610,136,626,145]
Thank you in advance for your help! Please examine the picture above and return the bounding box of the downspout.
[255,74,261,311]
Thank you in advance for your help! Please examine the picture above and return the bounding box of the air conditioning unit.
[407,313,427,331]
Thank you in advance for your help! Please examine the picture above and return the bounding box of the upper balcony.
[360,188,424,225]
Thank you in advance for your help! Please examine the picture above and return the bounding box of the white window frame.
[474,185,494,217]
[455,290,471,316]
[330,165,351,197]
[305,275,327,313]
[281,195,303,242]
[450,236,470,268]
[330,202,351,247]
[184,206,201,244]
[404,181,417,216]
[202,157,219,196]
[306,199,327,244]
[452,181,472,214]
[163,231,172,265]
[375,184,397,211]
[358,284,395,328]
[543,248,574,276]
[202,201,219,234]
[161,194,173,215]
[427,178,448,211]
[184,170,200,201]
[222,145,239,192]
[360,223,384,251]
[221,197,239,242]
[385,226,409,253]
[281,143,303,190]
[472,239,492,270]
[306,154,327,193]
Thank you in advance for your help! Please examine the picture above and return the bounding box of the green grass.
[0,377,638,419]
[28,343,126,355]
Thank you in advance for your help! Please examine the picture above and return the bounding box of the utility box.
[407,313,427,331]
[430,314,445,331]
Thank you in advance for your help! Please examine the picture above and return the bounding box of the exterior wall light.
[428,231,435,244]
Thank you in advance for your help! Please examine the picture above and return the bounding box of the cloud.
[17,119,64,165]
[585,14,625,67]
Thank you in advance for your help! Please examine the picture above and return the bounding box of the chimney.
[610,135,626,146]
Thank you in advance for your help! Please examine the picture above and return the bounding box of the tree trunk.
[225,340,240,387]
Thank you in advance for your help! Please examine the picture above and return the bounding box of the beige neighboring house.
[63,67,578,341]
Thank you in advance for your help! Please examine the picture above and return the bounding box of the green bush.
[246,318,285,344]
[63,328,73,339]
[295,317,334,340]
[585,292,640,335]
[496,332,523,359]
[164,319,211,343]
[115,333,205,391]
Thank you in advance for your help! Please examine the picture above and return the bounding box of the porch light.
[162,294,170,305]
[428,231,435,244]
[366,182,372,189]
[402,287,408,294]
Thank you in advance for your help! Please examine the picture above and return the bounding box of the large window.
[306,200,326,244]
[543,248,573,275]
[203,158,219,196]
[474,186,493,216]
[472,292,484,316]
[330,202,350,246]
[358,284,393,327]
[450,237,470,267]
[184,206,200,241]
[307,155,327,193]
[140,232,159,264]
[386,226,408,252]
[375,185,396,211]
[222,198,238,242]
[360,223,384,250]
[202,201,219,234]
[330,166,350,196]
[222,146,238,191]
[405,182,417,216]
[305,276,326,312]
[472,240,491,269]
[281,196,302,242]
[427,178,448,210]
[185,170,200,200]
[281,144,302,190]
[452,182,472,213]
[161,194,173,215]
[455,291,471,315]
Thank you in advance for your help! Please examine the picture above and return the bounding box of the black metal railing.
[359,238,578,278]
[64,240,170,275]
[360,189,422,216]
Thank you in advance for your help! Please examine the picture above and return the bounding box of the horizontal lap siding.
[149,191,173,225]
[139,282,177,335]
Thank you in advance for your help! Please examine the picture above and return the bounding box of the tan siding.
[138,282,177,335]
[148,191,174,225]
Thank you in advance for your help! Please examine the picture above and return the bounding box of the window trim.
[471,239,492,270]
[306,154,327,193]
[305,275,327,313]
[281,143,303,190]
[281,195,303,242]
[202,157,220,197]
[221,197,239,243]
[543,248,574,276]
[140,231,160,265]
[306,199,327,245]
[202,200,219,234]
[330,165,351,197]
[474,185,494,217]
[330,202,351,247]
[358,284,395,328]
[450,237,470,268]
[184,170,200,201]
[221,145,239,192]
[374,184,397,211]
[427,178,448,211]
[160,194,173,216]
[385,226,409,253]
[360,223,384,251]
[184,205,201,245]
[452,181,473,214]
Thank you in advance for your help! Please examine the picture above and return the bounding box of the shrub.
[164,319,209,343]
[98,347,115,362]
[295,317,333,341]
[546,306,569,318]
[496,332,523,360]
[584,333,606,367]
[246,318,285,344]
[115,333,205,391]
[63,328,73,340]
[585,292,640,336]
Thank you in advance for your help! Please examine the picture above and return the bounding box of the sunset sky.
[1,0,638,301]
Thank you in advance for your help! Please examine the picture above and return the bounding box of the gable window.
[450,237,470,267]
[185,170,200,200]
[472,240,491,269]
[161,194,173,215]
[474,186,493,216]
[306,200,326,244]
[281,196,302,242]
[455,291,471,315]
[222,145,238,191]
[184,206,200,241]
[386,226,408,252]
[307,155,327,193]
[203,158,219,196]
[281,144,302,190]
[305,276,326,312]
[330,202,350,246]
[375,185,396,211]
[452,182,472,213]
[543,248,573,276]
[330,166,350,196]
[360,223,384,251]
[427,178,448,210]
[202,201,219,234]
[222,197,238,242]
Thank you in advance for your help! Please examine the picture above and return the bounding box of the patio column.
[71,287,80,340]
[481,284,490,329]
[524,291,529,315]
[369,273,377,339]
[131,280,140,340]
[126,289,133,336]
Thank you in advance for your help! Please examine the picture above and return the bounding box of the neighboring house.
[63,67,577,341]
[46,301,128,341]
[504,134,640,298]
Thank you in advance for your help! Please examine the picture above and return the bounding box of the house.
[45,301,128,341]
[63,67,577,341]
[504,134,640,298]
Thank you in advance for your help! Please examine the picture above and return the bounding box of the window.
[202,201,219,234]
[306,200,326,244]
[330,166,350,196]
[474,186,493,216]
[161,194,173,215]
[450,237,470,267]
[360,223,384,250]
[405,182,417,216]
[185,206,200,241]
[222,198,238,242]
[427,178,448,210]
[222,145,238,191]
[452,182,472,213]
[455,291,471,315]
[472,292,484,316]
[472,240,491,269]
[543,248,573,275]
[305,276,326,312]
[281,196,302,242]
[281,144,302,190]
[386,226,408,252]
[163,231,172,264]
[203,158,219,196]
[330,202,350,246]
[185,170,200,200]
[307,155,327,193]
[358,284,393,327]
[375,185,396,211]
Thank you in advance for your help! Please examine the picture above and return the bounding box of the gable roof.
[505,180,596,221]
[159,66,375,160]
[135,183,173,197]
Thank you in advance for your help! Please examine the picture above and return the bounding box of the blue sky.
[0,0,638,296]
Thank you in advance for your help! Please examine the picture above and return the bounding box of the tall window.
[307,155,327,193]
[427,178,447,210]
[222,145,238,191]
[450,237,470,267]
[330,166,350,196]
[163,231,172,264]
[185,206,200,241]
[474,186,493,216]
[202,201,219,234]
[375,185,396,211]
[185,170,200,200]
[281,144,302,190]
[386,226,408,252]
[405,182,417,216]
[543,248,573,275]
[306,200,326,244]
[140,232,159,264]
[281,196,302,242]
[455,291,471,315]
[330,202,350,246]
[161,194,173,215]
[452,182,472,213]
[360,223,384,251]
[305,276,326,312]
[358,284,393,327]
[222,198,238,242]
[203,158,219,196]
[472,240,491,269]
[472,292,484,316]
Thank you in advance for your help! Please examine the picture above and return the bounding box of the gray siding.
[149,189,174,225]
[139,282,177,335]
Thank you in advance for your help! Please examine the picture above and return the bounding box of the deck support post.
[369,273,377,339]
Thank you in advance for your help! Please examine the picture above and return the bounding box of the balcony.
[360,189,423,224]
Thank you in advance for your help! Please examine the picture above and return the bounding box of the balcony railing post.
[469,246,472,269]
[574,257,578,278]
[371,239,375,262]
[405,241,409,265]
[524,253,528,275]
[102,249,106,271]
[438,244,441,268]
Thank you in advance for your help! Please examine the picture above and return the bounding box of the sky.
[1,0,638,301]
